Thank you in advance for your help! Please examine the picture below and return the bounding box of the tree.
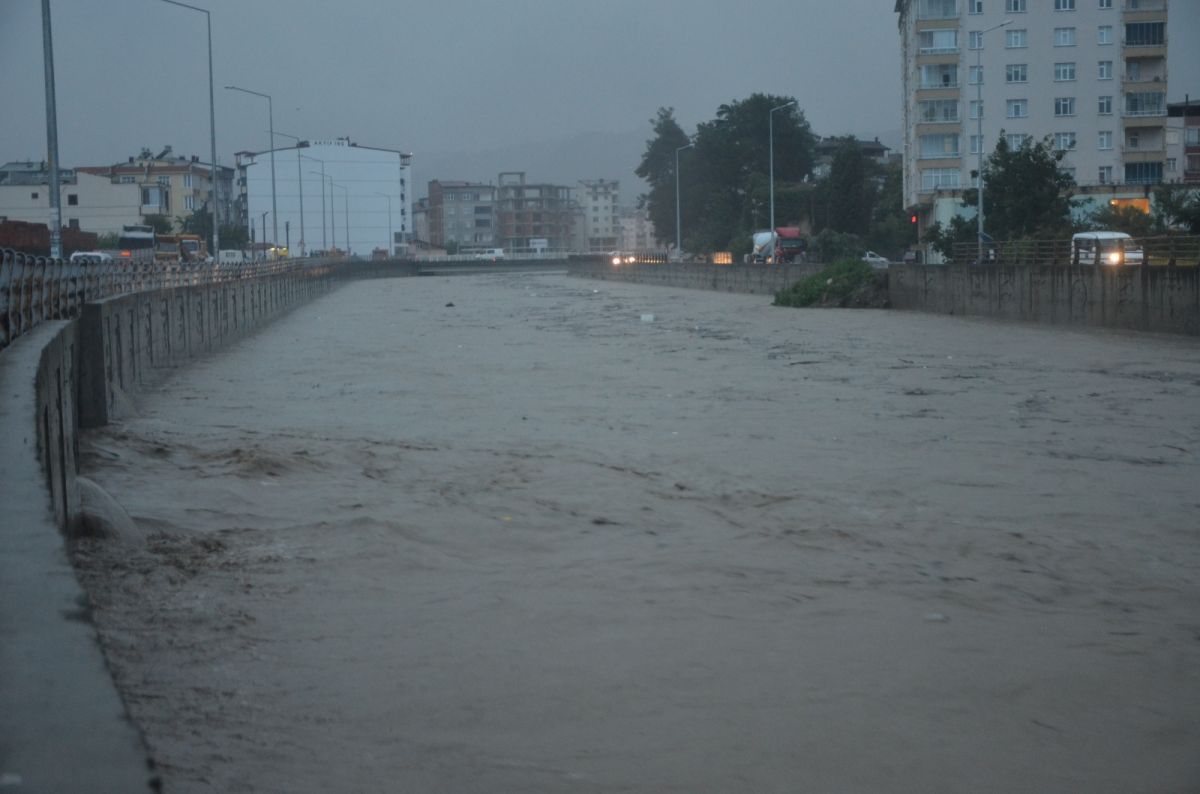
[635,107,691,247]
[219,223,248,249]
[142,214,173,235]
[1153,185,1200,233]
[867,159,917,258]
[824,137,873,236]
[1086,203,1156,237]
[962,134,1076,240]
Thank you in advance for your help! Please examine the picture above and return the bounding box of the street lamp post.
[769,100,797,238]
[161,0,219,258]
[304,160,327,252]
[331,182,348,255]
[375,192,393,256]
[675,141,694,256]
[225,84,277,246]
[273,130,306,256]
[975,19,1013,265]
[41,0,62,258]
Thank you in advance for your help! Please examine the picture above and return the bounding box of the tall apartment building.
[495,172,575,252]
[897,0,1170,239]
[577,179,620,252]
[427,180,496,249]
[78,147,235,231]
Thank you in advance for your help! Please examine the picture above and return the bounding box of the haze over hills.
[413,126,903,207]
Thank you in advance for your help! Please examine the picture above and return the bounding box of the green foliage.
[636,95,816,253]
[824,138,872,235]
[1153,185,1200,234]
[142,214,174,235]
[925,215,977,260]
[961,134,1076,240]
[774,259,875,308]
[809,229,863,263]
[96,232,119,249]
[219,223,249,249]
[866,159,917,258]
[1085,203,1157,237]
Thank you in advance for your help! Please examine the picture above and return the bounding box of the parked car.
[69,251,113,264]
[1071,231,1144,265]
[861,251,889,269]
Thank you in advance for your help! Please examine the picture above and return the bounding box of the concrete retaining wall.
[0,262,361,791]
[889,264,1200,336]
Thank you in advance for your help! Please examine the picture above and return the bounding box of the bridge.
[2,254,1198,792]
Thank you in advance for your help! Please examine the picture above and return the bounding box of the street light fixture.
[273,130,307,256]
[374,192,393,256]
[160,0,219,258]
[769,100,797,237]
[675,140,694,257]
[304,159,327,252]
[975,18,1013,265]
[225,84,277,246]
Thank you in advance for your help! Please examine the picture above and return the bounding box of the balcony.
[1123,0,1165,11]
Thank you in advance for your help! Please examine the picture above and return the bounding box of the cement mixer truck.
[749,227,806,264]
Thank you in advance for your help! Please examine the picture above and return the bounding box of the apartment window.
[968,31,983,49]
[970,100,983,119]
[1005,0,1026,10]
[31,192,39,200]
[920,64,959,88]
[157,175,170,186]
[920,133,961,158]
[969,65,983,84]
[918,99,960,122]
[1166,158,1176,173]
[1097,25,1113,44]
[921,168,961,191]
[1054,132,1077,151]
[1098,61,1113,79]
[1006,99,1028,118]
[917,0,959,19]
[1055,0,1075,9]
[919,29,960,54]
[1099,0,1112,7]
[183,174,193,188]
[1187,128,1200,146]
[969,0,983,11]
[1098,95,1113,114]
[1006,29,1027,48]
[119,175,135,184]
[1125,22,1165,47]
[969,135,983,154]
[1006,133,1032,149]
[67,194,78,206]
[1125,92,1165,117]
[1054,97,1076,116]
[1098,130,1113,149]
[1005,63,1027,83]
[1125,162,1162,185]
[184,195,195,211]
[1054,27,1076,46]
[1098,166,1113,184]
[1054,62,1076,81]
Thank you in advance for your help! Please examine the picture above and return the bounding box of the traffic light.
[910,214,918,225]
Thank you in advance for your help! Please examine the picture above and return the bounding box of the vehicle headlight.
[1106,252,1121,265]
[612,256,621,266]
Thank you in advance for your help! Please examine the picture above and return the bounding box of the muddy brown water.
[74,274,1200,793]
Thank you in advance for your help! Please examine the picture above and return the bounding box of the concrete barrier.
[571,261,824,295]
[889,264,1200,336]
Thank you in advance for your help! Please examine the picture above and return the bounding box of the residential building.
[237,137,412,256]
[427,180,496,250]
[1167,100,1200,184]
[577,179,620,252]
[77,147,235,231]
[411,196,430,248]
[0,161,141,235]
[494,172,575,252]
[896,0,1171,247]
[812,137,893,179]
[617,206,662,251]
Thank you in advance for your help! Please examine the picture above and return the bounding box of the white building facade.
[577,179,620,252]
[0,162,142,235]
[238,137,412,257]
[897,0,1171,244]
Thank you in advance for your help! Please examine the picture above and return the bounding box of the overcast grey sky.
[3,0,1198,189]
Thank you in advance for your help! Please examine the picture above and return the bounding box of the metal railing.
[0,248,330,351]
[946,236,1200,267]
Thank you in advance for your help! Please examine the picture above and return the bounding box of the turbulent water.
[74,274,1200,793]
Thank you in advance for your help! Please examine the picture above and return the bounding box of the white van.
[1072,232,1144,266]
[218,249,247,266]
[473,248,505,261]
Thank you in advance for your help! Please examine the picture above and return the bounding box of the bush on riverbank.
[773,259,889,309]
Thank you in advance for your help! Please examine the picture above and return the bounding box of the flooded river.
[75,273,1200,793]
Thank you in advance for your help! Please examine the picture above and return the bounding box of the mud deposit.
[75,274,1200,793]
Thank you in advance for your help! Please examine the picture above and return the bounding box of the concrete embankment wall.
[889,263,1200,336]
[571,260,1200,336]
[0,260,415,791]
